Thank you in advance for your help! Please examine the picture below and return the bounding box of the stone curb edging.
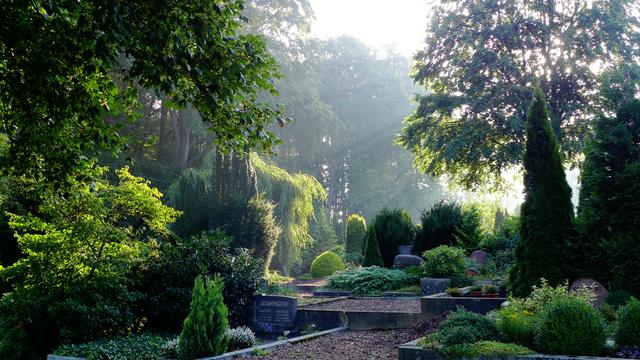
[398,340,629,360]
[48,327,349,360]
[203,326,349,360]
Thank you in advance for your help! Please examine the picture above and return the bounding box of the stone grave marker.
[569,278,609,306]
[250,294,297,334]
[470,250,489,267]
[394,254,424,269]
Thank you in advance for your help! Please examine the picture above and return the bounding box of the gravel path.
[300,298,421,313]
[250,315,446,360]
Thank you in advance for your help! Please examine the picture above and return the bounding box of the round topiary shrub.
[616,297,640,346]
[534,296,606,356]
[310,251,345,278]
[421,245,468,278]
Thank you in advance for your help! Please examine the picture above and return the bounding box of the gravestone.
[470,250,489,267]
[394,254,424,269]
[250,295,297,334]
[569,278,609,306]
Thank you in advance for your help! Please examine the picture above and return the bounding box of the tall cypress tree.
[345,214,367,263]
[510,87,576,297]
[362,225,383,267]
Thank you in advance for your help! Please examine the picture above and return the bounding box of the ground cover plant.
[325,266,419,295]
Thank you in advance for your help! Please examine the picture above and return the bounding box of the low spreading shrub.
[53,334,171,360]
[534,296,606,356]
[439,309,499,341]
[421,245,468,278]
[440,341,534,358]
[615,297,640,346]
[439,326,481,346]
[226,326,256,351]
[310,251,345,278]
[325,266,418,295]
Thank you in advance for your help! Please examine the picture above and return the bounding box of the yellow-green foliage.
[310,251,345,278]
[178,275,228,359]
[252,154,326,274]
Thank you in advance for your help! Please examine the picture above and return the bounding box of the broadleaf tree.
[400,0,640,188]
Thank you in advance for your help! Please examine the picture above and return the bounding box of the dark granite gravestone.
[250,295,297,334]
[470,250,489,267]
[570,278,609,306]
[394,254,424,269]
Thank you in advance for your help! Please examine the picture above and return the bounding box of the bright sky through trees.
[309,0,432,56]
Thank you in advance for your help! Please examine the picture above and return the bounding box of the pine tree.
[510,87,576,297]
[362,225,383,267]
[178,275,228,359]
[345,214,366,263]
[372,208,415,267]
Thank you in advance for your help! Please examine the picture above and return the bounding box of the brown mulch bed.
[300,298,421,313]
[250,314,447,360]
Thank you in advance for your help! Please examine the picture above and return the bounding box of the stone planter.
[420,277,451,296]
[420,289,506,318]
[398,340,628,360]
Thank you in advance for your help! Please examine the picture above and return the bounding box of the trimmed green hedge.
[310,251,345,278]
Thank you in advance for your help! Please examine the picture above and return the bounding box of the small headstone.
[250,295,297,334]
[570,278,609,306]
[394,254,424,269]
[470,250,489,267]
[397,245,414,255]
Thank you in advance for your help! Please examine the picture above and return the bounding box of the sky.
[308,0,432,57]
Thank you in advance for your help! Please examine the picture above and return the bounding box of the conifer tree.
[362,225,383,267]
[345,214,367,263]
[178,275,228,359]
[510,87,576,297]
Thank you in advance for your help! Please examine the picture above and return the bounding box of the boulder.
[393,254,423,269]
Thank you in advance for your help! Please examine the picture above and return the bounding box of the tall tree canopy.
[400,0,640,188]
[0,0,283,186]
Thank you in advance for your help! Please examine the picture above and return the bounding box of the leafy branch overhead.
[0,0,284,186]
[399,0,640,188]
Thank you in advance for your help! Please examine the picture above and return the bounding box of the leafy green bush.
[345,214,367,263]
[0,168,180,360]
[325,266,418,295]
[421,245,468,278]
[141,230,262,330]
[226,326,256,351]
[53,334,171,360]
[496,300,535,347]
[534,296,606,356]
[414,201,464,253]
[178,275,228,359]
[607,290,631,309]
[615,297,640,346]
[371,208,416,267]
[310,251,345,278]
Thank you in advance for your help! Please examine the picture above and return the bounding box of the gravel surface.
[300,298,421,313]
[250,315,446,360]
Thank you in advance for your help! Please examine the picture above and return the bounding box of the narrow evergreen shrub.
[345,214,367,263]
[615,297,640,346]
[534,296,605,356]
[178,275,228,359]
[421,245,467,278]
[371,208,416,267]
[362,225,384,267]
[510,87,576,297]
[414,201,463,253]
[309,251,345,278]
